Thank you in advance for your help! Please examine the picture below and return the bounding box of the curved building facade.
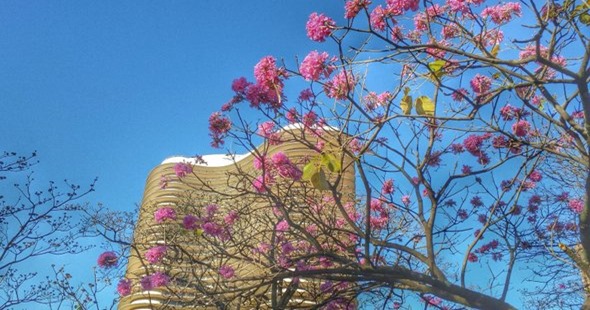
[118,126,356,309]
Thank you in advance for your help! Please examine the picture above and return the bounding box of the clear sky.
[0,1,345,307]
[1,1,344,211]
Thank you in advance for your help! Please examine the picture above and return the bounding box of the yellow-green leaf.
[415,96,435,116]
[310,168,330,190]
[428,60,446,73]
[302,160,320,181]
[400,94,413,115]
[195,229,204,237]
[321,152,341,173]
[491,44,500,57]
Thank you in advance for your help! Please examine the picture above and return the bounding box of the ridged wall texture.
[118,127,356,309]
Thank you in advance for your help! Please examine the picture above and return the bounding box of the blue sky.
[0,1,345,210]
[0,1,345,307]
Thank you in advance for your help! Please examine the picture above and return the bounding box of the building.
[118,125,356,309]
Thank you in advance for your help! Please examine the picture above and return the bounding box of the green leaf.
[400,94,413,115]
[428,60,446,73]
[310,168,330,190]
[415,96,435,116]
[321,152,341,173]
[490,44,500,57]
[302,160,320,181]
[573,2,590,25]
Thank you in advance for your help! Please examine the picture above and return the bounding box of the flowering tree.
[0,151,98,309]
[108,0,590,309]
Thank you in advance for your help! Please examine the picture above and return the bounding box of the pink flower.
[286,108,299,123]
[451,88,469,102]
[302,111,318,128]
[202,221,223,237]
[254,56,284,92]
[150,272,170,287]
[272,152,302,180]
[298,89,314,102]
[145,245,167,264]
[324,70,356,100]
[224,210,239,225]
[183,214,199,230]
[381,179,394,195]
[345,0,371,19]
[231,77,250,93]
[476,29,504,47]
[306,13,335,42]
[512,120,531,137]
[470,74,492,94]
[300,50,333,81]
[209,112,232,148]
[528,170,542,182]
[140,275,154,290]
[401,195,411,206]
[481,3,522,25]
[219,265,235,279]
[174,162,193,178]
[370,6,389,31]
[468,253,478,262]
[276,219,290,232]
[97,251,118,268]
[387,0,419,12]
[117,278,132,296]
[258,121,276,138]
[252,174,271,193]
[569,199,584,214]
[154,207,176,223]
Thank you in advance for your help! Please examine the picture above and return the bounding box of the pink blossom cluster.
[512,119,531,137]
[271,152,303,180]
[154,206,176,223]
[462,134,492,165]
[470,74,492,94]
[145,245,167,264]
[182,214,199,230]
[251,152,302,192]
[276,219,290,232]
[569,199,584,214]
[381,179,394,195]
[401,195,411,206]
[257,121,281,145]
[344,0,371,19]
[140,271,169,290]
[219,265,235,279]
[97,251,118,268]
[174,162,192,178]
[254,56,285,93]
[387,0,419,12]
[364,91,392,111]
[451,88,469,102]
[298,89,314,102]
[306,13,335,42]
[475,29,504,47]
[324,70,356,100]
[117,278,132,296]
[441,24,460,39]
[300,50,334,81]
[208,112,232,148]
[476,239,499,255]
[527,170,542,182]
[481,2,522,24]
[499,104,529,121]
